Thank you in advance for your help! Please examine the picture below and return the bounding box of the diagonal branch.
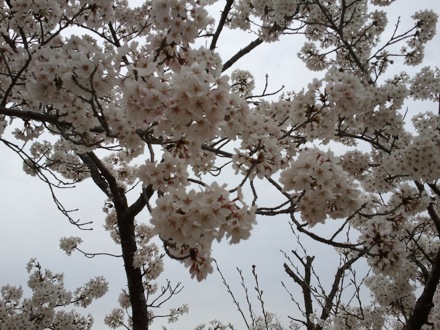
[414,180,440,236]
[320,252,364,322]
[78,153,111,197]
[85,151,127,210]
[210,0,235,51]
[128,184,154,217]
[405,246,440,330]
[0,106,58,125]
[284,256,315,330]
[222,38,263,72]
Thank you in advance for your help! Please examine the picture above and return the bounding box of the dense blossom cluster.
[138,151,189,192]
[280,149,364,226]
[228,0,300,41]
[330,306,386,330]
[59,236,83,256]
[231,69,256,97]
[122,59,234,152]
[410,66,440,100]
[403,10,438,65]
[0,259,107,329]
[151,183,256,280]
[379,111,440,183]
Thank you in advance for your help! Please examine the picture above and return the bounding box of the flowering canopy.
[0,0,439,329]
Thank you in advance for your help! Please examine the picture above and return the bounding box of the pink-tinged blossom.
[280,148,364,226]
[59,236,83,256]
[0,259,106,329]
[151,183,256,280]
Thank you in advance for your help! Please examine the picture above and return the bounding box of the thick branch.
[414,181,440,236]
[0,105,108,135]
[84,151,149,330]
[405,246,440,330]
[222,38,263,72]
[201,144,233,158]
[289,212,363,250]
[128,184,154,217]
[426,204,440,237]
[0,106,58,125]
[284,256,316,330]
[85,151,126,209]
[78,153,111,197]
[209,0,234,51]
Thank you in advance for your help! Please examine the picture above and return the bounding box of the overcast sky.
[1,1,440,329]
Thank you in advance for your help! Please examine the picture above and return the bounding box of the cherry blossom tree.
[0,0,439,329]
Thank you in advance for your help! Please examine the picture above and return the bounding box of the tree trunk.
[82,152,150,330]
[117,210,149,330]
[405,247,440,330]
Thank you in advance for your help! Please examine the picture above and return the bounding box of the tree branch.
[405,246,440,330]
[284,256,316,330]
[0,106,58,125]
[78,153,111,197]
[320,253,364,322]
[210,0,235,51]
[222,38,263,72]
[128,184,154,217]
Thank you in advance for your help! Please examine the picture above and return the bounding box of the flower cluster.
[298,42,328,71]
[104,308,125,329]
[146,0,212,65]
[388,183,431,216]
[132,224,164,280]
[7,0,62,33]
[402,10,438,65]
[365,268,417,316]
[59,236,83,256]
[287,74,360,142]
[358,214,409,273]
[73,276,108,308]
[167,304,189,323]
[122,59,237,158]
[381,111,440,183]
[339,150,371,179]
[74,1,115,29]
[280,148,364,226]
[298,0,389,70]
[410,66,440,101]
[232,137,288,180]
[231,69,256,97]
[161,63,232,144]
[0,259,107,329]
[231,99,295,180]
[138,151,189,192]
[330,306,386,330]
[1,0,440,328]
[151,183,256,280]
[228,0,299,41]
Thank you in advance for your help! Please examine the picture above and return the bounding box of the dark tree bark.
[405,247,440,330]
[85,152,150,330]
[117,211,149,330]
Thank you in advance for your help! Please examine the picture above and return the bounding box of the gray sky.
[1,1,440,329]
